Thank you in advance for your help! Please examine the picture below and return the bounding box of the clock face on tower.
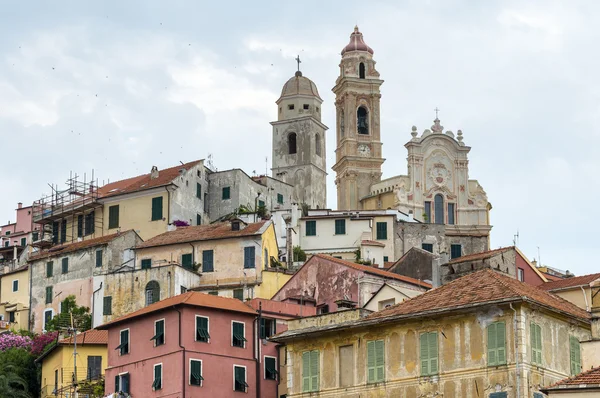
[358,144,371,157]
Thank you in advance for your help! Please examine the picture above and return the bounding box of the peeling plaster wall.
[282,304,591,398]
[170,160,208,225]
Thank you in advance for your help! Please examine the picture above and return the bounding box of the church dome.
[341,26,374,55]
[278,71,321,100]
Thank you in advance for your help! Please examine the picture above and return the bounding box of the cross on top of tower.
[434,107,440,119]
[295,55,302,76]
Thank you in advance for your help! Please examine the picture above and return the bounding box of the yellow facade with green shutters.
[0,265,30,332]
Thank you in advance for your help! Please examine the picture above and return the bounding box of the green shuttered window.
[367,340,385,383]
[570,336,581,375]
[151,319,165,346]
[141,259,151,269]
[46,261,53,277]
[302,350,319,392]
[116,329,129,355]
[335,219,346,235]
[96,249,103,267]
[420,331,438,376]
[181,253,193,270]
[196,316,210,342]
[376,222,387,240]
[152,364,162,390]
[234,366,247,392]
[487,322,506,366]
[531,323,542,365]
[151,197,163,221]
[190,359,203,386]
[305,220,316,236]
[103,296,112,315]
[222,187,231,200]
[265,356,277,380]
[108,205,119,229]
[277,193,283,204]
[202,250,214,272]
[244,246,255,269]
[232,322,246,347]
[196,183,202,198]
[45,286,53,304]
[61,258,69,274]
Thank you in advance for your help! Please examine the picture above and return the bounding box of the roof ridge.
[487,269,524,298]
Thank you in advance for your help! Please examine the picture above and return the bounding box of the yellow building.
[0,264,30,332]
[134,219,290,300]
[37,329,108,398]
[273,269,593,398]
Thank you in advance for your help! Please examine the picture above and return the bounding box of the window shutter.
[530,322,536,363]
[141,259,151,269]
[420,333,429,375]
[182,254,193,269]
[122,374,130,393]
[115,375,120,392]
[536,325,542,365]
[62,258,69,274]
[244,247,255,268]
[302,352,310,392]
[197,183,202,198]
[96,250,103,267]
[488,323,497,366]
[310,350,319,392]
[570,337,581,375]
[497,322,506,364]
[367,340,375,382]
[103,296,112,315]
[375,340,385,382]
[109,205,119,229]
[46,286,53,304]
[151,197,163,221]
[259,318,266,339]
[428,332,438,374]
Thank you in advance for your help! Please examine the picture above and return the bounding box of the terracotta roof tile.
[361,240,386,247]
[447,246,514,265]
[97,291,256,329]
[98,160,203,198]
[368,268,591,322]
[539,273,600,291]
[313,254,431,289]
[544,366,600,390]
[137,221,269,249]
[59,329,108,345]
[28,231,134,261]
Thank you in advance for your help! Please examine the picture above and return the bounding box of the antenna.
[537,246,541,268]
[513,230,519,246]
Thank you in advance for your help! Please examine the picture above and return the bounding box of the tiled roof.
[361,240,386,247]
[368,268,591,322]
[0,264,28,277]
[28,231,133,261]
[98,160,203,198]
[542,273,563,282]
[312,254,431,289]
[59,329,108,345]
[539,273,600,291]
[447,246,514,264]
[543,366,600,391]
[137,221,269,248]
[97,291,256,329]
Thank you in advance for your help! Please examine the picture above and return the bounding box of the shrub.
[0,334,33,352]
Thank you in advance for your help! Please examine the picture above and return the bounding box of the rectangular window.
[8,311,15,323]
[151,197,163,221]
[244,246,255,269]
[487,322,506,366]
[265,356,278,380]
[531,323,542,365]
[32,231,39,242]
[96,249,103,267]
[222,187,231,200]
[46,286,53,304]
[447,203,455,225]
[85,211,95,235]
[87,356,102,380]
[60,220,67,243]
[204,193,209,213]
[367,340,385,383]
[202,250,214,272]
[376,222,387,240]
[305,220,316,236]
[422,243,433,253]
[277,193,283,204]
[108,205,120,229]
[420,331,439,376]
[334,219,346,235]
[489,393,508,398]
[190,359,203,386]
[234,366,248,392]
[20,237,26,247]
[383,256,389,262]
[77,215,83,238]
[52,221,59,244]
[61,258,69,274]
[302,350,319,392]
[518,268,524,282]
[152,363,162,390]
[450,244,462,259]
[196,183,202,199]
[259,199,265,208]
[12,280,18,292]
[46,261,53,277]
[152,319,165,346]
[115,373,130,394]
[54,369,58,394]
[533,393,543,398]
[570,336,581,375]
[339,345,354,387]
[196,316,210,342]
[117,329,129,355]
[103,296,112,315]
[44,309,53,330]
[424,201,431,223]
[232,321,246,348]
[233,288,244,301]
[141,259,151,269]
[196,214,201,226]
[182,253,193,270]
[259,318,276,339]
[208,291,218,296]
[180,286,187,294]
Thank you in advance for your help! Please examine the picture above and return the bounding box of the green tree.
[0,352,35,398]
[45,295,91,332]
[293,246,306,262]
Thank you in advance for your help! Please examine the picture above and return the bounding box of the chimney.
[150,166,159,179]
[17,202,22,209]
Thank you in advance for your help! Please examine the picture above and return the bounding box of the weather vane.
[295,55,301,72]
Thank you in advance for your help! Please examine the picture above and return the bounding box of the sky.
[1,0,598,275]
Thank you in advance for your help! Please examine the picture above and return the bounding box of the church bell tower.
[332,26,384,210]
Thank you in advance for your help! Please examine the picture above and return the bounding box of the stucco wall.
[170,161,208,226]
[553,288,591,311]
[0,268,30,330]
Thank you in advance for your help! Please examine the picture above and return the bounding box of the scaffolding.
[31,171,104,248]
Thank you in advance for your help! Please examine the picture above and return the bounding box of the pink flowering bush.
[0,333,32,351]
[31,332,58,357]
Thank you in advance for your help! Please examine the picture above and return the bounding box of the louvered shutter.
[122,373,130,393]
[488,323,497,366]
[497,322,506,364]
[115,375,120,392]
[367,341,375,382]
[530,323,537,364]
[375,340,385,382]
[429,332,438,374]
[310,350,319,392]
[420,333,429,375]
[302,352,310,392]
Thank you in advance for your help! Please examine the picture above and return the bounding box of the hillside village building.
[0,264,30,331]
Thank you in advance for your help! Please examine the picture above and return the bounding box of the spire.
[341,25,374,55]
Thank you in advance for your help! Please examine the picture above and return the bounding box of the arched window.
[434,194,444,225]
[359,62,366,79]
[264,248,269,269]
[288,133,297,154]
[357,106,369,135]
[145,280,160,306]
[315,134,322,156]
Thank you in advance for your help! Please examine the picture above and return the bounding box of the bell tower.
[332,26,384,210]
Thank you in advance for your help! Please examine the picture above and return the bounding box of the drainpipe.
[91,282,103,328]
[28,263,32,331]
[275,343,283,397]
[581,286,590,312]
[510,303,520,398]
[173,306,186,398]
[255,304,261,398]
[165,186,171,225]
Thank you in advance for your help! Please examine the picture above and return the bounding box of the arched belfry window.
[434,194,444,225]
[359,62,366,79]
[315,134,322,156]
[145,280,160,306]
[357,106,369,135]
[288,133,297,154]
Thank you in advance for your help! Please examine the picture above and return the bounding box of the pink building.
[99,292,300,397]
[0,202,38,267]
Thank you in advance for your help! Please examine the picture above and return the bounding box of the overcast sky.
[1,1,598,275]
